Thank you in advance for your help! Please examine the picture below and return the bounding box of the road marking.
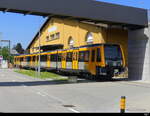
[68,108,80,113]
[36,90,64,104]
[21,84,27,87]
[37,92,46,97]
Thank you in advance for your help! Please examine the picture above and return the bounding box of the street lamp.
[38,31,41,78]
[0,32,2,56]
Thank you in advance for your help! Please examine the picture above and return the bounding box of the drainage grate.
[63,105,75,108]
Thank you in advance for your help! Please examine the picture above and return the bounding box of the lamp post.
[0,32,2,56]
[38,31,41,78]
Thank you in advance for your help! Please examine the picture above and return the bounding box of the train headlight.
[106,61,108,65]
[113,62,117,66]
[120,61,123,66]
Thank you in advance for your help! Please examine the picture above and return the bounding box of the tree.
[1,46,9,60]
[0,46,14,63]
[13,43,24,54]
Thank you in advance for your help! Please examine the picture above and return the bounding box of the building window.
[55,32,60,39]
[86,32,93,45]
[46,36,50,42]
[49,32,60,41]
[68,37,74,48]
[50,34,55,40]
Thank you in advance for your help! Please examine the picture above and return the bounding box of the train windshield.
[104,45,122,61]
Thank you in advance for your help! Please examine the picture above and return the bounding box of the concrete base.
[68,76,78,83]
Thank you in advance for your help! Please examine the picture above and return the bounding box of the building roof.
[0,0,148,28]
[26,18,51,50]
[10,49,18,55]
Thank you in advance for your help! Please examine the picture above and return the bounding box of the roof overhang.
[0,0,148,29]
[40,44,64,51]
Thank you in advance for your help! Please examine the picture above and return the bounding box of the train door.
[23,56,25,67]
[24,56,26,67]
[61,51,66,69]
[57,53,62,69]
[89,48,96,75]
[66,51,73,69]
[41,55,47,68]
[47,54,50,68]
[32,56,36,68]
[26,56,30,67]
[72,49,79,70]
[30,56,33,68]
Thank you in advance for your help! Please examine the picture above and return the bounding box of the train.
[14,43,126,80]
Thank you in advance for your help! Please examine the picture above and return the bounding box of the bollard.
[68,76,78,83]
[120,96,126,113]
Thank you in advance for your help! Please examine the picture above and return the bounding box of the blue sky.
[97,0,150,9]
[0,0,149,49]
[0,12,46,49]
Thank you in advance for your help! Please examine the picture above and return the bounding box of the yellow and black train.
[14,43,126,79]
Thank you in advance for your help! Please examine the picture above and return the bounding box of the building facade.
[27,17,128,66]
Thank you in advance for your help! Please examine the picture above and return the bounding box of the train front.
[97,44,126,78]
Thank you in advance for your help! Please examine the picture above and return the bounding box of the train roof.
[15,43,120,57]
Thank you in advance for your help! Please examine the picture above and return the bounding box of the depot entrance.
[0,0,149,81]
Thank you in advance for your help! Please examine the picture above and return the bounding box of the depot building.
[1,0,148,81]
[26,17,128,66]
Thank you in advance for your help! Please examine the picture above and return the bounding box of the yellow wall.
[29,18,128,66]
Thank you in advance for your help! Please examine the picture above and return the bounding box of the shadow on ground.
[0,78,128,87]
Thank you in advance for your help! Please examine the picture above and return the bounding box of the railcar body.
[14,44,126,79]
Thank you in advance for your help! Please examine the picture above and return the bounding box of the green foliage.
[0,46,14,63]
[14,69,68,81]
[13,43,24,54]
[0,46,9,60]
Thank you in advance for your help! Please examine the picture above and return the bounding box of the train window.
[33,56,36,61]
[36,56,39,61]
[73,52,78,61]
[61,53,66,61]
[97,48,101,62]
[20,57,24,61]
[66,52,73,62]
[79,51,89,62]
[50,54,57,62]
[84,51,90,62]
[26,57,31,62]
[91,50,95,62]
[79,51,84,62]
[41,55,47,62]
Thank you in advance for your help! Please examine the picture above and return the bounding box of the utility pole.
[38,31,41,78]
[0,33,2,68]
[0,32,2,56]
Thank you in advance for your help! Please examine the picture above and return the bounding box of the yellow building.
[27,17,128,66]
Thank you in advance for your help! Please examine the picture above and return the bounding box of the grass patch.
[14,69,68,81]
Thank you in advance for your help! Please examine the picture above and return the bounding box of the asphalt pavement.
[0,69,150,113]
